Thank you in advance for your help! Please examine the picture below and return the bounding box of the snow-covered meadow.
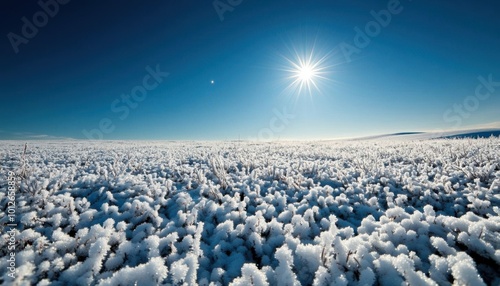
[1,138,499,285]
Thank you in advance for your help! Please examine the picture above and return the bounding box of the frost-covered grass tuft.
[0,138,499,285]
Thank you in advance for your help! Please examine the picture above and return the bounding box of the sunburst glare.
[282,44,332,98]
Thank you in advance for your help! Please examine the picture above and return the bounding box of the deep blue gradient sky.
[1,0,500,140]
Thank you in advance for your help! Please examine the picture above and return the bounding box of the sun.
[297,64,315,83]
[282,47,330,97]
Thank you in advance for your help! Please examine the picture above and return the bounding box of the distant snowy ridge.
[352,128,500,141]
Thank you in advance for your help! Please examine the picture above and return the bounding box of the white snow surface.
[1,138,499,285]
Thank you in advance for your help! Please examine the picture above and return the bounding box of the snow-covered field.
[1,139,499,285]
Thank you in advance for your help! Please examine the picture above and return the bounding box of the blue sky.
[1,0,500,140]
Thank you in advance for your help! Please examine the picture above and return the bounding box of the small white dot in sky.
[211,80,215,84]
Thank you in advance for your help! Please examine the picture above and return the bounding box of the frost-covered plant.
[210,155,228,190]
[19,142,30,179]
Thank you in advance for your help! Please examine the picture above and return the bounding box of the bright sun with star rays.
[298,64,315,82]
[282,46,331,97]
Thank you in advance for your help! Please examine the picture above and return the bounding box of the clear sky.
[1,0,500,140]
